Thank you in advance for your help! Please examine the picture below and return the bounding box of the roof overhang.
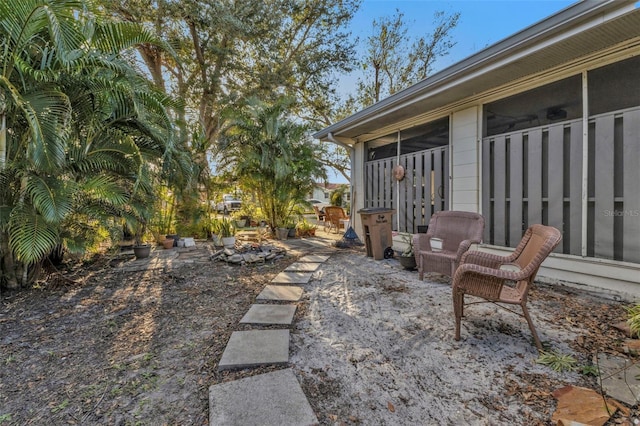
[313,0,640,144]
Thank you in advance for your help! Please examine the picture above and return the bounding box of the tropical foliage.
[218,97,326,232]
[0,0,188,288]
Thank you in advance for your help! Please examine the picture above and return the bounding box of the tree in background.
[351,9,460,107]
[218,97,326,232]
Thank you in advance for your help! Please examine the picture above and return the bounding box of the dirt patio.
[0,233,637,425]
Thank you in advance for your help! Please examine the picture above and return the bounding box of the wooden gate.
[365,146,449,233]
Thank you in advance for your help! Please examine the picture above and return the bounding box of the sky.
[328,0,575,183]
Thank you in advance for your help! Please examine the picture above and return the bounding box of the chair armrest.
[454,262,531,283]
[455,239,480,261]
[460,250,509,269]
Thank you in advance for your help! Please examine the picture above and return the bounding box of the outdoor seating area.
[324,206,350,233]
[413,210,485,279]
[452,224,563,350]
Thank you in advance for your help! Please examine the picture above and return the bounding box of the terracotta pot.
[162,239,174,249]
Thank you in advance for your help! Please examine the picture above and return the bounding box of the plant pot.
[166,234,179,247]
[287,227,296,238]
[398,255,416,270]
[276,227,289,240]
[133,244,151,259]
[162,239,174,249]
[221,236,236,249]
[235,219,247,228]
[211,234,222,246]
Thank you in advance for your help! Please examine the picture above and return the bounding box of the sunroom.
[314,0,640,298]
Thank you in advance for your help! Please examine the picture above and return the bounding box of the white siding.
[451,107,480,212]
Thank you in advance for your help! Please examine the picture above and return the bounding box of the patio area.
[285,248,635,424]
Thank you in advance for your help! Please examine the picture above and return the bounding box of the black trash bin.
[357,208,395,260]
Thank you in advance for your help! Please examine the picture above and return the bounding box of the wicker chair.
[413,211,485,279]
[312,205,327,230]
[452,224,562,350]
[324,206,349,233]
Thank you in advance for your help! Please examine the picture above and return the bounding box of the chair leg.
[453,289,464,341]
[521,303,543,350]
[418,256,424,280]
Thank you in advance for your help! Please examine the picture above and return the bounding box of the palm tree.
[0,0,185,288]
[218,97,326,232]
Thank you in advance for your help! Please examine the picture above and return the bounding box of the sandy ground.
[290,250,630,425]
[0,238,633,425]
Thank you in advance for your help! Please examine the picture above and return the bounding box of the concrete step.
[240,304,297,325]
[218,329,289,371]
[256,285,304,301]
[271,272,313,285]
[209,368,318,426]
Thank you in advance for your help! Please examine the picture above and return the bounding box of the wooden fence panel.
[594,115,615,260]
[509,134,523,246]
[547,124,564,252]
[623,110,640,263]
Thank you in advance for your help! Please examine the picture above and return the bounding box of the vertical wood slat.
[623,110,640,263]
[365,162,374,207]
[415,151,424,226]
[569,121,583,256]
[386,158,394,209]
[372,161,380,207]
[528,129,543,225]
[434,148,443,213]
[509,134,523,247]
[406,154,416,232]
[594,115,615,259]
[547,124,564,252]
[443,147,450,210]
[482,139,492,244]
[424,151,433,222]
[398,157,407,231]
[493,136,506,246]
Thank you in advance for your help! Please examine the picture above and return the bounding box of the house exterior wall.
[348,49,640,299]
[451,107,480,213]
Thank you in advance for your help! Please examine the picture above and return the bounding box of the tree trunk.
[0,231,19,289]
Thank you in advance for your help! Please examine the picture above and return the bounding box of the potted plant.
[218,219,236,248]
[133,220,152,259]
[296,220,317,237]
[286,220,297,238]
[394,233,416,270]
[231,211,247,228]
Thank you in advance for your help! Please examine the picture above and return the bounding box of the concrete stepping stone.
[284,262,321,272]
[218,329,289,371]
[209,368,318,426]
[240,304,297,325]
[272,272,313,284]
[257,285,303,301]
[298,254,330,263]
[597,353,640,405]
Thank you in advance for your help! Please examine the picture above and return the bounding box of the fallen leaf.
[387,401,395,412]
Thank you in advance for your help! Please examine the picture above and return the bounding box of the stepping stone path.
[210,249,333,423]
[257,285,303,301]
[271,271,313,284]
[209,368,318,425]
[240,304,297,325]
[285,262,322,272]
[218,329,290,370]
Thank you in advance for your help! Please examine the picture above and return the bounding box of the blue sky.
[328,0,574,183]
